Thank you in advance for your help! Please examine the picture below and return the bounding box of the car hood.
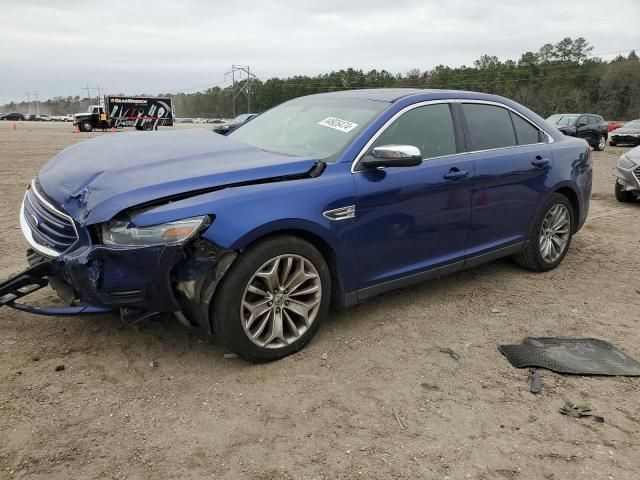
[38,129,319,226]
[612,126,640,134]
[626,145,640,161]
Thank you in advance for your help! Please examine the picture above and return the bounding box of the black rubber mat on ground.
[499,337,640,376]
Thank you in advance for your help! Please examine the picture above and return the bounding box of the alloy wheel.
[598,136,605,150]
[240,254,322,349]
[538,204,571,263]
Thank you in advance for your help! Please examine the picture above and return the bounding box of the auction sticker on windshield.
[318,117,359,133]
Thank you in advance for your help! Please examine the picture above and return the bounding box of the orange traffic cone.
[11,122,16,131]
[111,126,115,133]
[74,124,80,134]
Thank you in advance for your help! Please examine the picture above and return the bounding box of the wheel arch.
[554,185,580,232]
[236,228,349,310]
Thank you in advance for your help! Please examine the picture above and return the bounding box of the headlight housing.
[617,154,638,169]
[102,216,209,246]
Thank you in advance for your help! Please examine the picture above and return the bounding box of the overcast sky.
[1,0,639,104]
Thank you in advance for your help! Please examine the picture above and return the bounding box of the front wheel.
[615,180,637,203]
[594,135,606,151]
[80,120,93,132]
[513,193,574,272]
[212,235,331,361]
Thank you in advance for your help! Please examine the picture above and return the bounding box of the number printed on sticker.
[318,117,359,133]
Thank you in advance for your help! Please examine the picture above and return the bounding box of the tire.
[594,135,606,151]
[512,193,574,272]
[615,180,636,203]
[141,122,153,131]
[609,140,617,147]
[80,120,93,132]
[212,235,331,362]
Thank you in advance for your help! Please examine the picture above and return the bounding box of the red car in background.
[608,121,624,132]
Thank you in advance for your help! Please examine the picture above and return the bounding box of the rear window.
[510,112,543,145]
[462,104,516,151]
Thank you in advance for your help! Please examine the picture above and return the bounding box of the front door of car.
[459,103,552,257]
[576,115,593,143]
[353,103,473,291]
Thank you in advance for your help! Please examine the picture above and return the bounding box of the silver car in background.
[613,145,640,202]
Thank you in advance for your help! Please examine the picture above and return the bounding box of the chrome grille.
[21,182,78,256]
[634,166,640,183]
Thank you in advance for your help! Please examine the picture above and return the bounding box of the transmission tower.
[225,65,257,117]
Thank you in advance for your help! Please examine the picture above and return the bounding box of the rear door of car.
[353,102,473,293]
[458,102,552,261]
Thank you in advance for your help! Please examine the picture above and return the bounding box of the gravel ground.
[0,121,639,480]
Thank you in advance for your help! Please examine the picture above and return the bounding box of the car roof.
[302,88,544,105]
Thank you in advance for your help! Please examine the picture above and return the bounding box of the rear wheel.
[615,180,636,203]
[212,235,331,362]
[142,122,153,131]
[513,193,574,272]
[594,135,606,151]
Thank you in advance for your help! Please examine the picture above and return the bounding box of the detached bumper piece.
[0,261,112,316]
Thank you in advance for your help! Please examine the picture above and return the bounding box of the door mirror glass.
[362,145,422,168]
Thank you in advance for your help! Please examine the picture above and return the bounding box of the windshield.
[557,116,578,126]
[228,97,388,159]
[232,113,254,124]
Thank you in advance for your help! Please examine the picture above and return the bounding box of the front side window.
[462,104,516,151]
[371,103,457,160]
[228,97,387,160]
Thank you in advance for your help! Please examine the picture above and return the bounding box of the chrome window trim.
[351,99,554,173]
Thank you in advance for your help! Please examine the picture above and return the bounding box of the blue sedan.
[0,89,592,361]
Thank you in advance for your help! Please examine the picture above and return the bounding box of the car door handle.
[443,169,469,181]
[531,156,551,168]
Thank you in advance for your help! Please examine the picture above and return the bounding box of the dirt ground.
[0,121,639,480]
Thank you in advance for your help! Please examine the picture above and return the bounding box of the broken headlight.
[102,216,209,246]
[617,154,637,170]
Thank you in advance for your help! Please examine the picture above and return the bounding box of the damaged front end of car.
[0,180,237,332]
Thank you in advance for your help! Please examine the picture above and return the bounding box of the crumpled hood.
[38,129,318,225]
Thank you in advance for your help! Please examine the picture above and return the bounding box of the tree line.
[3,38,639,120]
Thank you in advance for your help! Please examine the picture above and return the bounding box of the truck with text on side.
[73,96,174,132]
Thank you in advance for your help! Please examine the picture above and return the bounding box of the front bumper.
[611,134,640,145]
[612,164,640,191]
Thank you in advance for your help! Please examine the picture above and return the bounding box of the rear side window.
[462,104,516,151]
[510,112,544,145]
[373,103,457,159]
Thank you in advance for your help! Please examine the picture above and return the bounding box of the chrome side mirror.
[362,145,422,169]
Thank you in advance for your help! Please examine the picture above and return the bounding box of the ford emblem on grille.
[29,214,39,227]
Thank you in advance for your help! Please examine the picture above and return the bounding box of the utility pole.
[96,84,101,105]
[26,92,31,115]
[225,64,257,118]
[34,92,40,115]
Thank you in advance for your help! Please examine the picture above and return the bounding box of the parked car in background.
[1,112,25,121]
[546,113,608,151]
[213,113,257,134]
[35,114,52,121]
[613,145,640,202]
[0,89,592,361]
[609,119,640,146]
[24,114,36,121]
[608,121,624,132]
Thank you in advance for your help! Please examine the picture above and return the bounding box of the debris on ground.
[223,352,239,359]
[499,337,640,376]
[420,383,439,391]
[560,401,604,423]
[320,352,328,361]
[530,369,542,394]
[439,347,462,361]
[54,365,65,372]
[392,405,407,430]
[149,360,158,368]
